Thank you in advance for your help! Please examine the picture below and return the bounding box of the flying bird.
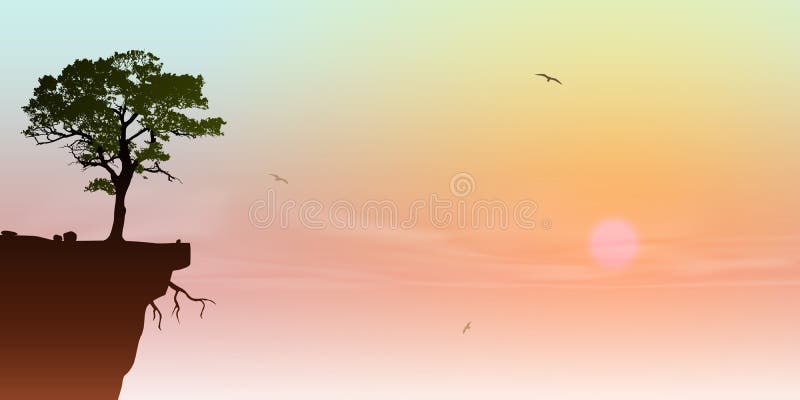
[535,73,562,85]
[462,321,471,334]
[269,173,288,184]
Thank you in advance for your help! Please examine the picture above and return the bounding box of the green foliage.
[84,178,116,195]
[21,50,226,185]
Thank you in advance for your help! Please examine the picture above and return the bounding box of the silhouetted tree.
[22,50,225,241]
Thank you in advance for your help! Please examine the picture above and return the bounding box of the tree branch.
[96,147,119,179]
[142,161,182,183]
[169,129,196,138]
[29,125,93,147]
[62,140,119,178]
[64,126,95,141]
[109,104,123,118]
[124,112,139,127]
[127,127,150,143]
[30,126,84,145]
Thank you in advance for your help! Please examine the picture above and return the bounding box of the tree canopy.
[22,50,225,195]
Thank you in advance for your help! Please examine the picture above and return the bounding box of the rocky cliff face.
[0,234,190,399]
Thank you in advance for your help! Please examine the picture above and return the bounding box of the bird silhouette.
[535,73,562,85]
[269,173,288,184]
[462,321,471,334]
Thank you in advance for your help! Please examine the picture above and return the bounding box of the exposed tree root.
[150,301,163,330]
[148,281,216,330]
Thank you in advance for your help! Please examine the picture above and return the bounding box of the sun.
[590,218,639,268]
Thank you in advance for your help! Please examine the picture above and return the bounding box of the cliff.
[0,232,190,399]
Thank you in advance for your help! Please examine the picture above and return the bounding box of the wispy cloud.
[190,230,800,290]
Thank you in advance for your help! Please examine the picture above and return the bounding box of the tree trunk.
[107,177,131,242]
[109,120,134,242]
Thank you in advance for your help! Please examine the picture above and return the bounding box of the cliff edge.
[0,232,190,399]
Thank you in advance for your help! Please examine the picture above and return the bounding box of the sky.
[1,1,800,399]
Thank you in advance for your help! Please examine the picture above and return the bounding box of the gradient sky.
[2,1,800,399]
